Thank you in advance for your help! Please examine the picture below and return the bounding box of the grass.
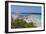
[11,17,36,28]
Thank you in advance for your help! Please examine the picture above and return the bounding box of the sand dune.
[12,15,41,27]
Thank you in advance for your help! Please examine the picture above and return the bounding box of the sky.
[11,5,41,14]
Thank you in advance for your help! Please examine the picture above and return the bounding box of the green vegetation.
[11,17,36,28]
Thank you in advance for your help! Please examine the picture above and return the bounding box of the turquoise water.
[12,13,41,20]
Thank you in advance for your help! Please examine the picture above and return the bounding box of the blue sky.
[11,5,41,13]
